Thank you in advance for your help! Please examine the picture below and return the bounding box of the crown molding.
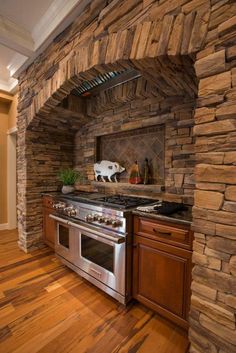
[32,0,87,49]
[0,77,18,93]
[0,14,34,57]
[0,0,91,92]
[12,0,91,80]
[7,53,27,77]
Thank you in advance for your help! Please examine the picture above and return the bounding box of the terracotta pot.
[62,185,75,194]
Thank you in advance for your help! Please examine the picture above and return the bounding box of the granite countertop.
[132,207,192,226]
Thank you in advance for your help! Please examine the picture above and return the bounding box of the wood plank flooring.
[0,229,189,353]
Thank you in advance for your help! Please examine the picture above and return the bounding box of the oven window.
[58,224,69,249]
[81,234,114,273]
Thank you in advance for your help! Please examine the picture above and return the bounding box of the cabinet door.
[43,208,56,249]
[133,234,191,329]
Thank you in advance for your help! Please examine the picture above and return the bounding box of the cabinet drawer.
[43,196,54,209]
[134,217,192,250]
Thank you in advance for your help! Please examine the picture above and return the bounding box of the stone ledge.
[92,181,165,194]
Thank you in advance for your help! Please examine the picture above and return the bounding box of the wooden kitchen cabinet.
[42,195,56,249]
[133,216,193,329]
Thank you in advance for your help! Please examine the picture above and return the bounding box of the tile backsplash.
[96,125,165,184]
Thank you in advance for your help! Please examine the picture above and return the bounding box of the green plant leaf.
[57,168,82,186]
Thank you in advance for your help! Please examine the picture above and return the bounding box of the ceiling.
[0,0,91,94]
[0,0,55,32]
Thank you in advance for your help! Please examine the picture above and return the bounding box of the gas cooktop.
[94,195,153,209]
[60,192,154,210]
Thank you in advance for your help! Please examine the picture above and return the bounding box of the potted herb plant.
[58,168,81,194]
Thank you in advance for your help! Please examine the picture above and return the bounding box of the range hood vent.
[71,69,141,97]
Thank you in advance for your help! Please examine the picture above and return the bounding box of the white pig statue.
[94,160,125,182]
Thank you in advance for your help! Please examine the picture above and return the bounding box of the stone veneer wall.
[17,112,78,250]
[74,83,195,204]
[189,3,236,352]
[16,1,236,352]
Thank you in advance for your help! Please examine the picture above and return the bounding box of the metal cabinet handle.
[153,228,171,236]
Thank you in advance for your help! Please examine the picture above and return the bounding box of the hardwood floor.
[0,229,189,353]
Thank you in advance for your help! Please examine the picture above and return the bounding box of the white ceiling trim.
[0,77,18,93]
[0,15,34,57]
[12,0,91,78]
[7,53,27,77]
[32,0,85,49]
[0,0,91,93]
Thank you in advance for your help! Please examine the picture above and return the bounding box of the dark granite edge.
[132,210,192,227]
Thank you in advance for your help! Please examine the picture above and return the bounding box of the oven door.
[72,223,126,295]
[54,219,75,263]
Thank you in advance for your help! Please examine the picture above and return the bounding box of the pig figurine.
[94,160,125,182]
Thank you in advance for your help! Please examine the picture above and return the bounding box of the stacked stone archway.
[19,16,202,252]
[17,1,236,352]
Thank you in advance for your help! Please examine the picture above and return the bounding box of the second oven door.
[55,222,76,263]
[75,227,126,295]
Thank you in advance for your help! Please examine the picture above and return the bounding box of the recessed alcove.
[96,125,165,184]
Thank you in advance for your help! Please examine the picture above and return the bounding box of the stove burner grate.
[95,195,154,209]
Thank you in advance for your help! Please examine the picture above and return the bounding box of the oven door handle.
[49,214,69,225]
[68,221,125,244]
[49,214,125,244]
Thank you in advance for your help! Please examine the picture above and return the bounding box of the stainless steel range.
[49,192,153,304]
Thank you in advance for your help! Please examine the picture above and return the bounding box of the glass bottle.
[129,161,142,184]
[144,158,150,185]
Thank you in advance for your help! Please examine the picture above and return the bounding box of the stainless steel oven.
[50,214,128,303]
[54,216,76,263]
[49,194,149,304]
[71,222,126,296]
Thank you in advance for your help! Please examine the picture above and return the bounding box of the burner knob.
[85,214,93,222]
[64,206,73,216]
[93,214,99,221]
[53,202,66,210]
[112,220,122,228]
[98,216,105,223]
[104,218,112,225]
[70,208,77,216]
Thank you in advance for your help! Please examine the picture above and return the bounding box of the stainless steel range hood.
[71,69,141,97]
